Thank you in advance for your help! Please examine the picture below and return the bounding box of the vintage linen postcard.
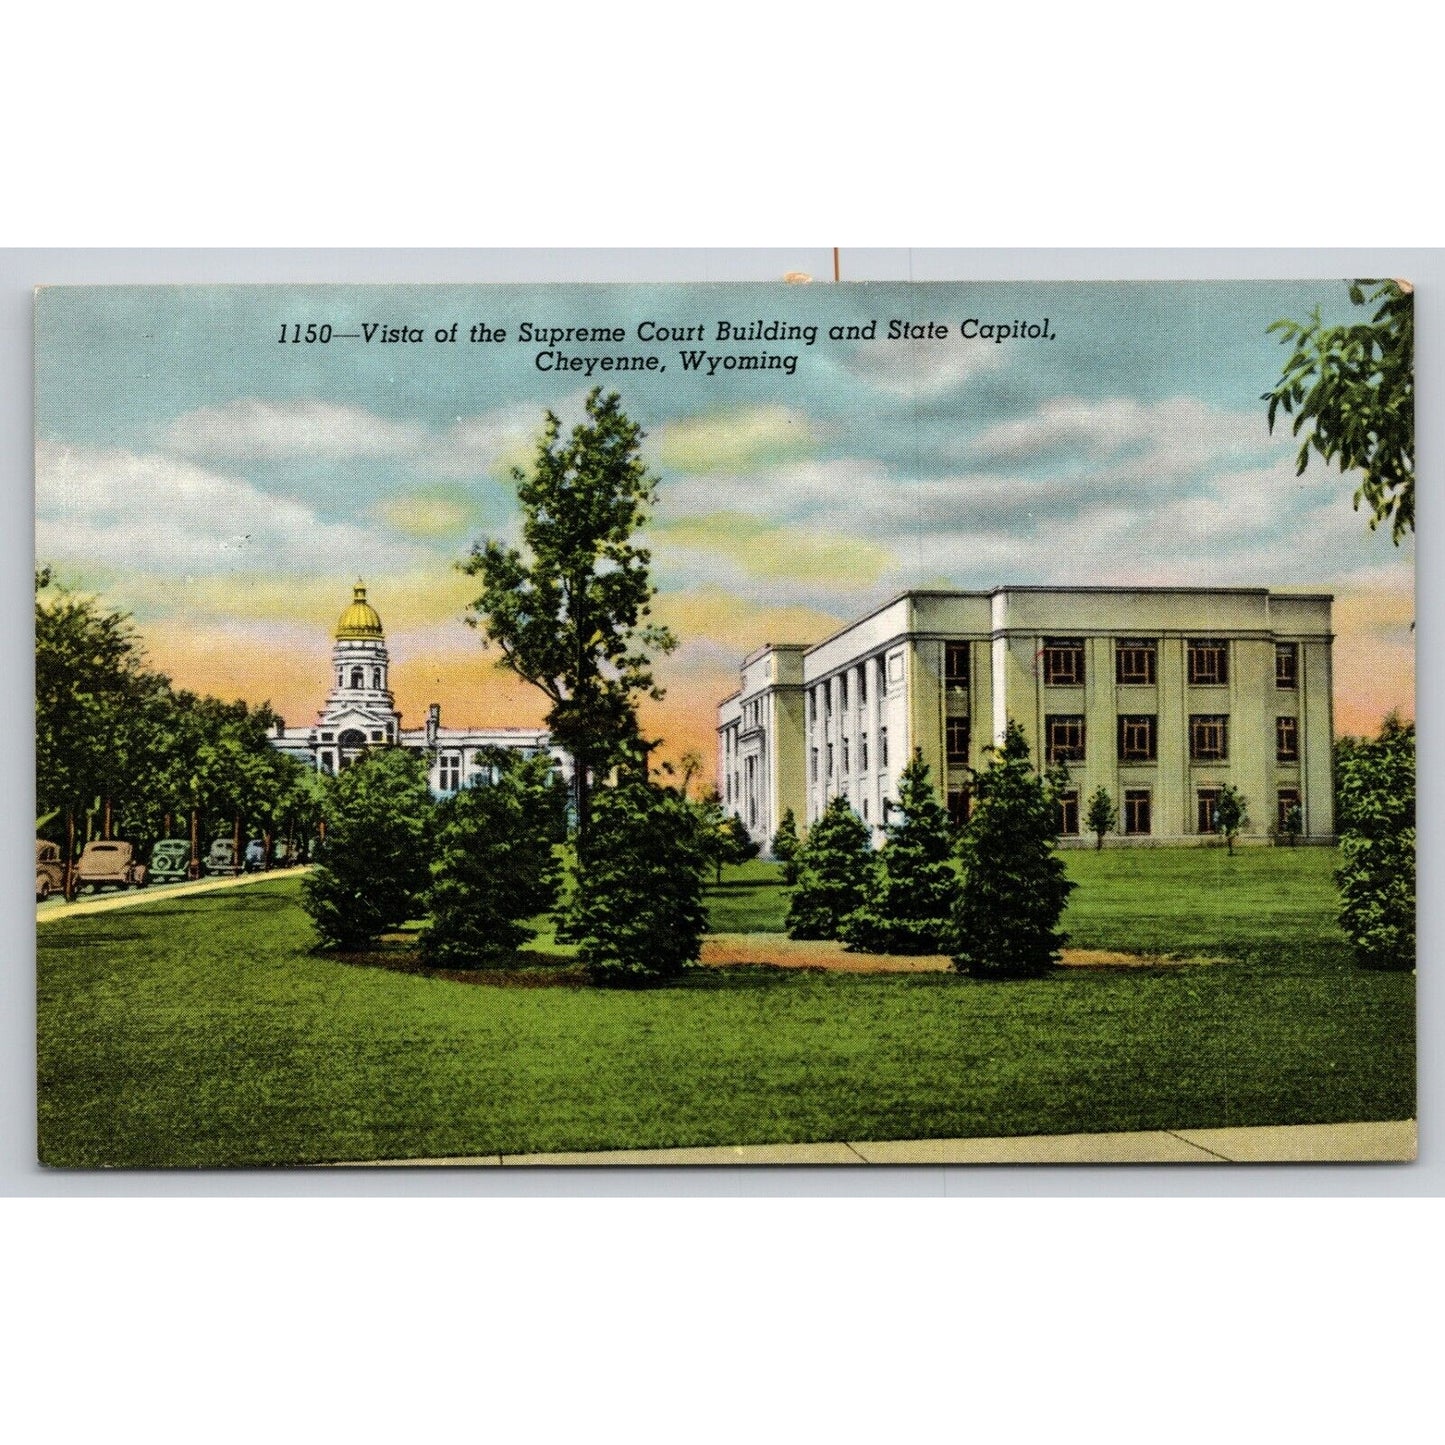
[34,278,1416,1167]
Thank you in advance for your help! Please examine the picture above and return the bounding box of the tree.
[302,749,435,950]
[421,749,564,966]
[841,751,957,954]
[785,795,875,941]
[1214,783,1248,856]
[771,808,802,883]
[1279,803,1303,848]
[952,722,1075,979]
[570,768,709,984]
[460,388,677,850]
[1085,787,1118,851]
[1264,279,1414,542]
[691,789,750,884]
[1335,714,1414,971]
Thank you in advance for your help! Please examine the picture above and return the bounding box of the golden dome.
[335,582,384,639]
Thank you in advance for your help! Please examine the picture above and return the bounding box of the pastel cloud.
[650,511,891,587]
[655,405,816,475]
[840,335,1006,396]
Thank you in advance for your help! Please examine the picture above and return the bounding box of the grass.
[36,848,1415,1167]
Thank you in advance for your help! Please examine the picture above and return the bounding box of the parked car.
[74,840,148,892]
[204,838,241,876]
[149,838,193,883]
[36,840,65,902]
[272,839,301,867]
[244,837,267,872]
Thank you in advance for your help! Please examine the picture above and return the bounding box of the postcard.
[34,277,1416,1166]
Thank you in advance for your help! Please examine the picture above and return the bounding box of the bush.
[841,751,958,954]
[1084,787,1117,850]
[785,795,874,940]
[952,722,1075,978]
[571,774,709,983]
[302,749,435,950]
[1336,714,1415,970]
[771,808,802,883]
[420,750,564,966]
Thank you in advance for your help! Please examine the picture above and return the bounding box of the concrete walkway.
[341,1119,1416,1167]
[36,866,307,924]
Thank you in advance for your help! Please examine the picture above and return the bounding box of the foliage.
[421,750,565,966]
[952,722,1075,978]
[1214,784,1249,856]
[785,795,875,941]
[841,751,958,954]
[1264,280,1414,542]
[460,388,677,846]
[1279,804,1303,847]
[570,770,709,983]
[771,808,802,883]
[302,749,435,950]
[1085,787,1117,850]
[692,790,760,883]
[1335,714,1415,971]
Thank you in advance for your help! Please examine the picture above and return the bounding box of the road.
[36,866,309,924]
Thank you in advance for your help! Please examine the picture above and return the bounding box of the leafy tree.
[460,388,677,849]
[570,768,709,984]
[1264,279,1414,542]
[1279,804,1303,847]
[785,795,875,941]
[1214,783,1248,856]
[952,722,1075,979]
[771,808,802,883]
[1335,714,1414,971]
[302,749,435,950]
[421,749,564,966]
[841,751,957,954]
[1085,787,1118,851]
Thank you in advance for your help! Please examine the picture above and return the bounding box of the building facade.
[270,583,571,796]
[718,587,1334,850]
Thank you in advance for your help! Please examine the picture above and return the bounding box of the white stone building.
[270,582,571,796]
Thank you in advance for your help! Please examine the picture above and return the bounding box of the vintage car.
[149,838,193,883]
[244,837,267,872]
[36,840,65,902]
[204,838,242,876]
[74,840,148,892]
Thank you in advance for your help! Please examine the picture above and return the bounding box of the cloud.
[651,511,891,587]
[165,399,429,461]
[840,336,1006,396]
[655,405,817,474]
[36,441,425,577]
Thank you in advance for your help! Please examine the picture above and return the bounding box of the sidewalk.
[341,1118,1416,1167]
[36,866,307,924]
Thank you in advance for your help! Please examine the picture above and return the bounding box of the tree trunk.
[1095,832,1103,850]
[233,812,242,874]
[189,807,200,880]
[103,797,112,840]
[64,809,76,900]
[262,828,273,871]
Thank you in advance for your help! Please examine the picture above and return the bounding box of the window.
[860,734,869,772]
[1196,788,1221,834]
[839,673,849,712]
[1116,639,1157,686]
[1124,789,1152,836]
[879,727,888,769]
[370,730,383,742]
[1188,639,1229,686]
[842,737,851,775]
[1042,638,1085,686]
[1057,790,1080,836]
[371,667,382,689]
[1277,788,1302,833]
[946,717,970,765]
[877,655,888,698]
[810,747,818,783]
[350,666,365,689]
[809,690,817,725]
[1045,715,1086,764]
[1276,715,1299,763]
[862,798,869,821]
[321,732,334,742]
[1189,714,1229,761]
[1117,714,1157,762]
[945,642,970,690]
[1276,643,1298,690]
[439,753,462,792]
[858,665,867,707]
[827,744,834,779]
[947,788,971,828]
[825,684,833,719]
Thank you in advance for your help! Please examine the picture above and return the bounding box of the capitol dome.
[335,582,384,640]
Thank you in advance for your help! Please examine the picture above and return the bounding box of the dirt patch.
[700,934,1219,974]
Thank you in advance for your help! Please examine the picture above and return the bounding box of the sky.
[35,281,1414,770]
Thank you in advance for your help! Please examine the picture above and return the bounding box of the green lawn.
[37,848,1415,1167]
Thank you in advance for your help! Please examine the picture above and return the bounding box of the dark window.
[860,734,869,772]
[1276,715,1299,762]
[809,690,817,724]
[1117,714,1157,762]
[1124,789,1152,836]
[1189,714,1229,761]
[1276,643,1298,689]
[371,667,382,689]
[1116,639,1157,686]
[1277,788,1302,832]
[945,642,970,690]
[858,665,867,707]
[1057,790,1080,836]
[947,788,971,828]
[946,717,970,765]
[842,737,851,775]
[877,656,888,698]
[321,732,334,742]
[370,731,383,742]
[826,744,834,779]
[350,666,365,689]
[825,685,833,719]
[439,753,462,792]
[880,727,888,769]
[839,674,849,712]
[1042,638,1085,686]
[1188,639,1229,686]
[1197,788,1221,834]
[810,747,818,783]
[1045,715,1086,764]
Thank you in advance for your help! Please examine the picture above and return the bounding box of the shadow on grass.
[323,936,592,989]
